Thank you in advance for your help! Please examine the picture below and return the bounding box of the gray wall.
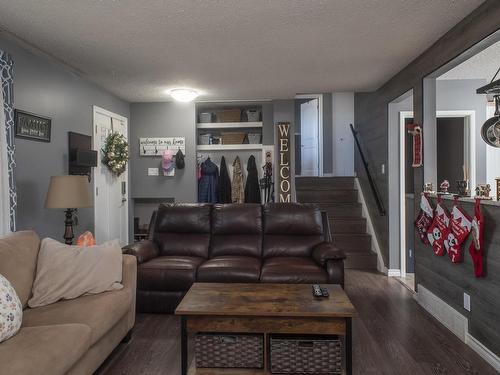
[354,0,500,355]
[129,102,196,202]
[0,34,130,240]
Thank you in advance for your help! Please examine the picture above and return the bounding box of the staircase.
[296,177,378,269]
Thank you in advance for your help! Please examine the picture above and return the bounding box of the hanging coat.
[231,156,245,203]
[218,156,232,203]
[245,155,261,203]
[198,158,219,203]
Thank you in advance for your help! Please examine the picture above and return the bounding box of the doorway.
[93,106,129,245]
[294,94,323,177]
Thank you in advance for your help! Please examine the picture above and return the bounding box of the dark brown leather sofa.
[124,203,346,313]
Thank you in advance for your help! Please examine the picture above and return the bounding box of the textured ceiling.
[438,40,500,81]
[0,0,483,102]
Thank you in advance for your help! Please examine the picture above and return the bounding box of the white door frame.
[295,94,323,177]
[396,109,475,277]
[92,105,129,243]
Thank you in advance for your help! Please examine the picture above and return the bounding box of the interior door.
[93,108,129,245]
[300,99,319,176]
[437,117,465,194]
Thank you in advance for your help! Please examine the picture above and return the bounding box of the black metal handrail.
[349,124,386,216]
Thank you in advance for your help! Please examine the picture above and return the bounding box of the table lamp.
[45,175,93,245]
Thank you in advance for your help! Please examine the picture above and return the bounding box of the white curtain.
[0,91,10,235]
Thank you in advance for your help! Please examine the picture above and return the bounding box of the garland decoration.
[101,132,129,176]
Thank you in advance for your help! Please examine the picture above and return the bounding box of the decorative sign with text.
[139,137,185,156]
[277,122,291,203]
[15,110,51,142]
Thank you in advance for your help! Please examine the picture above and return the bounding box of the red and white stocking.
[415,193,434,245]
[426,196,450,256]
[444,197,472,263]
[469,198,485,278]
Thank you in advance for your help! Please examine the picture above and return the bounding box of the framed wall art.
[14,110,52,142]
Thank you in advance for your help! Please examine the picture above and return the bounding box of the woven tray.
[216,109,241,122]
[195,333,264,369]
[221,132,246,145]
[270,335,342,374]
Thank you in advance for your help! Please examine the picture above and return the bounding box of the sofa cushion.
[197,256,261,283]
[0,324,91,375]
[154,204,211,258]
[0,231,40,308]
[0,274,23,343]
[260,257,328,283]
[138,256,204,292]
[22,287,132,346]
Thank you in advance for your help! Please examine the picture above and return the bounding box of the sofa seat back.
[210,203,263,258]
[0,230,40,308]
[262,203,324,258]
[153,204,211,258]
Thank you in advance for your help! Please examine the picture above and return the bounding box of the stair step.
[332,234,371,251]
[344,251,378,269]
[296,189,358,203]
[329,218,366,233]
[295,176,355,190]
[317,203,363,218]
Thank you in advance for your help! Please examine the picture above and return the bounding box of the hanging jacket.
[231,156,245,203]
[198,158,219,203]
[245,155,261,203]
[218,156,232,203]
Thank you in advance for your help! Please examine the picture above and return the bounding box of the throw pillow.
[28,238,123,308]
[0,274,22,343]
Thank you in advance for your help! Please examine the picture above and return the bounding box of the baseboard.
[354,177,385,272]
[387,269,401,277]
[465,333,500,372]
[415,284,500,371]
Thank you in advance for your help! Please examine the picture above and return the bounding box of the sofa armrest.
[312,242,346,288]
[312,242,346,266]
[122,254,137,329]
[122,240,159,264]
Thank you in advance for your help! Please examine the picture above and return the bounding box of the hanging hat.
[175,149,185,169]
[162,150,174,172]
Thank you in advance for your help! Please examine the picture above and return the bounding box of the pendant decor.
[101,132,129,177]
[406,123,422,167]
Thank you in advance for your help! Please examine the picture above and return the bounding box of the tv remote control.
[321,287,329,298]
[312,284,323,297]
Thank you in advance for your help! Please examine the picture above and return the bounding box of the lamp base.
[64,208,76,245]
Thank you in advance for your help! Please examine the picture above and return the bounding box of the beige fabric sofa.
[0,231,137,375]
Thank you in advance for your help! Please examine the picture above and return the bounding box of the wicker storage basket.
[199,112,213,123]
[270,335,342,374]
[216,109,242,122]
[247,133,261,144]
[246,109,261,122]
[221,132,246,145]
[195,333,264,369]
[198,134,211,145]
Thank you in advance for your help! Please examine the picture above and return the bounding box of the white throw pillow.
[0,273,22,343]
[28,238,123,308]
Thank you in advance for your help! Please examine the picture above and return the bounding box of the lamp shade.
[45,175,93,209]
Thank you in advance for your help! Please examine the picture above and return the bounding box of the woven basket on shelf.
[216,109,242,122]
[270,335,342,374]
[221,132,246,145]
[195,333,264,369]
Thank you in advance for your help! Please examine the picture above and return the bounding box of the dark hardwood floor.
[96,270,498,375]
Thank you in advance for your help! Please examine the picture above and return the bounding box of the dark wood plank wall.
[354,0,500,356]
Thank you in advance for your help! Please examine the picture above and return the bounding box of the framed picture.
[14,110,52,142]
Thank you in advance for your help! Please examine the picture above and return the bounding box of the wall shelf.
[197,144,263,151]
[197,122,263,129]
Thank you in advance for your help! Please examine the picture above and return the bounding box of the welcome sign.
[277,122,291,203]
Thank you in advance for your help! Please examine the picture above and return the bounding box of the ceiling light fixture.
[170,88,199,102]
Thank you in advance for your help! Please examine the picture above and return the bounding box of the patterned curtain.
[0,50,16,232]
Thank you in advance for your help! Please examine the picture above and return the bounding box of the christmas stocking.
[426,196,450,256]
[444,197,472,263]
[415,193,434,245]
[469,198,485,278]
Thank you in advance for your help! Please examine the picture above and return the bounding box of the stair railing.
[349,124,386,216]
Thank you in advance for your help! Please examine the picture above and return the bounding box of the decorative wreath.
[101,132,129,177]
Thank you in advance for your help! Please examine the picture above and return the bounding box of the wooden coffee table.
[175,283,356,375]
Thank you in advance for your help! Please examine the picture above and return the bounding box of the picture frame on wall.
[14,109,52,142]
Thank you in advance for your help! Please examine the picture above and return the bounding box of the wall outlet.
[463,292,471,312]
[381,164,385,174]
[148,168,159,176]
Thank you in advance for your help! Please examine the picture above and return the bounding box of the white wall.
[332,92,355,176]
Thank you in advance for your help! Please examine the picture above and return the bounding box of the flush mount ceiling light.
[169,88,199,102]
